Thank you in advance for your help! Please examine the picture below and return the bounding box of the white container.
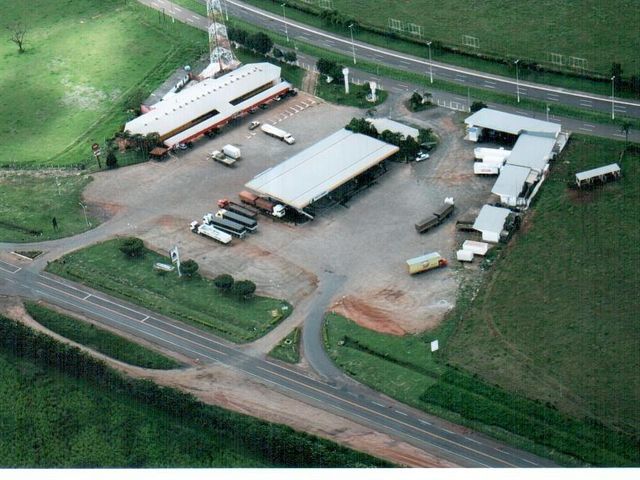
[463,240,490,256]
[457,249,474,262]
[222,144,241,159]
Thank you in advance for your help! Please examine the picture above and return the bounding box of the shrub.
[106,150,118,169]
[272,47,284,59]
[470,101,488,113]
[283,51,297,63]
[180,259,199,278]
[214,274,234,291]
[231,280,256,299]
[119,237,144,258]
[246,32,273,55]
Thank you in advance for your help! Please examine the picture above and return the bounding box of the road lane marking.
[441,428,456,435]
[419,419,432,426]
[83,294,92,300]
[0,264,21,274]
[583,124,596,128]
[36,281,86,299]
[372,401,385,407]
[613,133,626,138]
[522,458,539,466]
[484,84,496,89]
[38,274,90,295]
[465,436,482,445]
[395,410,408,416]
[579,127,593,132]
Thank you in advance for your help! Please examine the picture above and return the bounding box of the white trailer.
[261,124,295,144]
[474,162,501,175]
[190,221,232,244]
[473,146,511,161]
[222,144,241,160]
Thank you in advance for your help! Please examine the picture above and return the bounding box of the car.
[415,151,430,162]
[274,95,282,102]
[259,104,268,110]
[176,143,189,151]
[288,88,298,97]
[248,121,261,130]
[248,107,258,114]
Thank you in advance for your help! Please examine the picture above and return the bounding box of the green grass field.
[269,327,301,363]
[0,174,97,243]
[0,314,388,467]
[1,0,206,168]
[46,239,291,343]
[249,0,639,80]
[24,302,180,369]
[444,136,640,434]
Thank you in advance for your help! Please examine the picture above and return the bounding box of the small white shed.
[473,205,512,243]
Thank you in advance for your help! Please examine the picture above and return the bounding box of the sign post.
[170,246,181,277]
[91,143,102,169]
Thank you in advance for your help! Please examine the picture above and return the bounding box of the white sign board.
[430,340,439,352]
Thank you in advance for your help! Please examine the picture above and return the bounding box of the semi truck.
[190,221,232,244]
[202,213,247,238]
[222,144,241,160]
[406,252,448,275]
[210,150,237,167]
[239,190,286,218]
[217,199,258,219]
[260,124,295,144]
[215,209,257,232]
[415,198,455,233]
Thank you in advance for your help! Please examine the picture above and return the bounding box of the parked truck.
[406,252,448,275]
[215,209,257,232]
[190,221,232,244]
[217,199,258,219]
[202,213,247,238]
[415,198,455,233]
[239,190,286,218]
[261,124,295,144]
[222,144,241,160]
[210,150,237,167]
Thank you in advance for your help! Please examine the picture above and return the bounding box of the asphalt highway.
[0,257,556,467]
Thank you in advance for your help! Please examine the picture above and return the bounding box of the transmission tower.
[205,0,239,77]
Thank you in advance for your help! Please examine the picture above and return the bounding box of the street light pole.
[514,59,520,103]
[79,202,90,227]
[546,104,550,122]
[426,41,433,84]
[611,76,616,120]
[281,3,289,43]
[222,0,229,21]
[348,24,356,64]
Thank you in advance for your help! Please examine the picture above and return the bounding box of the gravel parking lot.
[84,92,494,335]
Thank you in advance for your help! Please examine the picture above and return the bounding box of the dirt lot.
[83,92,493,336]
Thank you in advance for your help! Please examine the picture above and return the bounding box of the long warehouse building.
[245,128,399,213]
[124,63,292,147]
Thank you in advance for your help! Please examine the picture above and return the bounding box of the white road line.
[441,428,456,435]
[228,0,640,108]
[579,127,594,132]
[515,110,531,116]
[465,436,482,445]
[484,80,496,85]
[83,294,92,300]
[36,281,85,299]
[397,83,409,89]
[547,97,560,102]
[418,419,432,426]
[484,84,496,89]
[497,449,513,457]
[579,100,592,105]
[613,133,626,138]
[547,93,560,98]
[174,6,182,11]
[583,124,596,128]
[395,410,408,416]
[186,18,193,23]
[0,265,20,274]
[372,401,385,408]
[141,315,149,323]
[522,458,539,466]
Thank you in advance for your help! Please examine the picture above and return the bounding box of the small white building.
[473,205,513,243]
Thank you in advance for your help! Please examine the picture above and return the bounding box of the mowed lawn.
[0,174,96,243]
[314,0,639,75]
[0,0,205,167]
[445,136,640,436]
[46,239,291,343]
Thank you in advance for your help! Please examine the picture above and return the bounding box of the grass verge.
[45,239,291,343]
[24,301,180,369]
[0,174,97,243]
[315,81,388,108]
[269,327,301,364]
[0,314,389,467]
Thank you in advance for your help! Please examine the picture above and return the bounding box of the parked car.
[248,107,258,114]
[176,143,189,151]
[248,121,261,130]
[415,151,430,162]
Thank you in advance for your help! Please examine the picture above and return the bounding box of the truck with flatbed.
[210,150,237,167]
[190,221,232,244]
[216,209,257,232]
[202,213,247,238]
[260,124,295,144]
[406,252,448,275]
[239,190,286,218]
[415,198,455,233]
[217,199,258,219]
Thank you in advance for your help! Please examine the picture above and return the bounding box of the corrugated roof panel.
[491,164,532,198]
[465,108,561,136]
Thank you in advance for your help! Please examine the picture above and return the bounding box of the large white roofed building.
[245,129,399,211]
[464,108,561,138]
[125,63,291,147]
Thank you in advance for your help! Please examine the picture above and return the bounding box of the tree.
[379,129,403,146]
[399,136,421,160]
[246,32,273,55]
[180,259,199,278]
[316,57,343,82]
[119,237,144,258]
[272,47,284,59]
[106,150,118,169]
[7,22,27,53]
[214,274,234,291]
[620,120,632,144]
[228,26,248,46]
[283,50,297,63]
[417,128,435,145]
[470,101,488,113]
[231,280,256,299]
[345,117,378,137]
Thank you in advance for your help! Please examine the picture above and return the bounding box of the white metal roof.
[465,108,561,137]
[245,129,399,210]
[125,63,282,138]
[473,205,512,234]
[506,133,557,172]
[491,164,532,199]
[575,163,621,181]
[366,118,419,139]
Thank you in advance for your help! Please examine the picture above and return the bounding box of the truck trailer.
[216,209,257,232]
[260,124,295,144]
[190,221,232,244]
[202,213,247,238]
[217,199,258,219]
[406,252,448,275]
[210,150,237,167]
[415,198,455,233]
[222,144,241,160]
[239,190,286,218]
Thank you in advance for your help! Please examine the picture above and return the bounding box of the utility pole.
[79,202,90,227]
[426,41,433,83]
[514,59,520,103]
[348,24,356,64]
[611,76,616,120]
[281,3,289,42]
[546,104,550,122]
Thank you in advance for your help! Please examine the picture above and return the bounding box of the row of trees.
[227,26,296,63]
